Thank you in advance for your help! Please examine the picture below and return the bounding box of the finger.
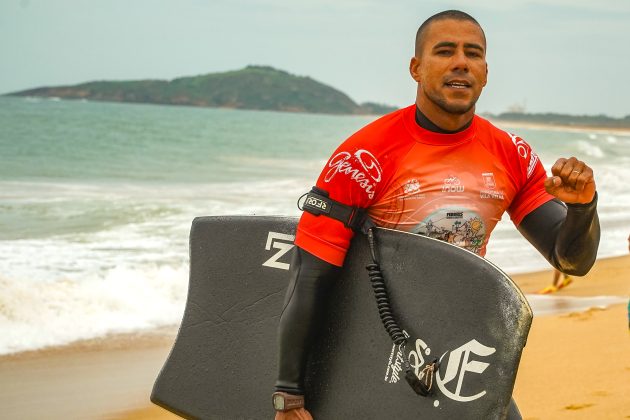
[567,161,586,189]
[550,158,568,176]
[575,166,594,192]
[544,176,562,194]
[558,156,580,180]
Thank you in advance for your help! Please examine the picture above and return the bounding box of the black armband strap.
[298,186,372,233]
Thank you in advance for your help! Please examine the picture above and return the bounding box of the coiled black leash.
[366,227,439,396]
[298,187,439,395]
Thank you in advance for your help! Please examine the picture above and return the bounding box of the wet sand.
[1,256,628,419]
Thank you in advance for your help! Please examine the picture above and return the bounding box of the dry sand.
[1,256,628,420]
[510,255,630,420]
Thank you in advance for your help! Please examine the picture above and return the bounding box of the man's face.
[411,19,488,115]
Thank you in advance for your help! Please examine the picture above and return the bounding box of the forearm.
[518,194,600,276]
[275,247,340,393]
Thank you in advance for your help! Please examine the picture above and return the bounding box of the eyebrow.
[433,41,485,52]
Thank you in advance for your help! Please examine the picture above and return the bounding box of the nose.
[451,49,469,73]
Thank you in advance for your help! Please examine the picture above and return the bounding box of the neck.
[416,96,475,132]
[415,107,472,134]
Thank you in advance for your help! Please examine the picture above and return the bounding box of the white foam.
[0,264,187,355]
[576,140,605,158]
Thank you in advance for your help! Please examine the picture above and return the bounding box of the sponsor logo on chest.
[401,178,425,200]
[479,172,504,200]
[442,176,465,193]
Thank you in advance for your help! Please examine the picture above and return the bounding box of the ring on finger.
[572,170,581,174]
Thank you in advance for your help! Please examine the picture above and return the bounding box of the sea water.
[1,96,629,354]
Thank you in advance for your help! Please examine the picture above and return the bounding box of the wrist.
[566,191,597,209]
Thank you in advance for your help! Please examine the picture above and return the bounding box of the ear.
[409,56,422,83]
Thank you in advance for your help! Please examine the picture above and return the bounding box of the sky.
[2,0,629,116]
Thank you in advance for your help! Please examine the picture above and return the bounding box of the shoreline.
[5,96,630,132]
[1,255,628,420]
[488,118,630,135]
[1,255,627,359]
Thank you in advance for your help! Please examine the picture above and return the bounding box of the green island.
[6,65,395,115]
[6,65,630,128]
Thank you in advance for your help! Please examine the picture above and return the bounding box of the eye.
[435,49,452,56]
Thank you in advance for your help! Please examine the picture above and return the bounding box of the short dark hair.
[415,10,486,56]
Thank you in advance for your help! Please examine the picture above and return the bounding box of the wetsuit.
[275,105,600,419]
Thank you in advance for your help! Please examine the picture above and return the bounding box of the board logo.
[262,232,295,270]
[384,335,496,406]
[436,339,496,402]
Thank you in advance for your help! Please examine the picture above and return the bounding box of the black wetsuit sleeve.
[517,194,600,276]
[275,246,340,394]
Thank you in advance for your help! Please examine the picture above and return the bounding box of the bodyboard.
[151,216,532,419]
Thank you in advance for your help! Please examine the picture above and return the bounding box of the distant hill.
[7,65,397,115]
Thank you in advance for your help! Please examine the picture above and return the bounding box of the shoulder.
[474,115,534,161]
[318,106,415,202]
[328,105,415,175]
[474,115,544,183]
[474,115,519,145]
[343,106,412,148]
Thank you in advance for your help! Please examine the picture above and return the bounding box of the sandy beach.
[510,255,630,420]
[1,256,628,420]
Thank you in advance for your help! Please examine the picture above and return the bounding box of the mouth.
[444,80,472,89]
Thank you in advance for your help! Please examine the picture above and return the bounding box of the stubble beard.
[426,90,478,115]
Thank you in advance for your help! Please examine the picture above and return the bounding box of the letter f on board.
[436,339,496,402]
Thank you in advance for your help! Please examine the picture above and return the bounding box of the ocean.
[1,96,629,355]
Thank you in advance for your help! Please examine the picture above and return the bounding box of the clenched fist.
[544,157,596,204]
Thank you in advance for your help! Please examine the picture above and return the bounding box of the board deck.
[151,216,532,419]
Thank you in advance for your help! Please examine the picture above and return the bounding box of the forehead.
[422,18,486,50]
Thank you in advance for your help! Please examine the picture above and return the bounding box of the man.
[273,10,600,419]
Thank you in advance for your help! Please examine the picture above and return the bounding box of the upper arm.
[295,139,387,266]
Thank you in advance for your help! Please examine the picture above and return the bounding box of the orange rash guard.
[295,105,554,267]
